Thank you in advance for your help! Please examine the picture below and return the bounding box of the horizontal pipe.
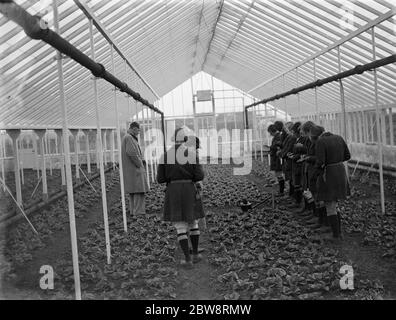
[245,54,396,110]
[0,2,163,117]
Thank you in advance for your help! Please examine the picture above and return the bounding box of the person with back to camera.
[315,126,351,242]
[157,127,205,268]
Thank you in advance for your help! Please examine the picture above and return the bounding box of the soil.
[1,162,396,300]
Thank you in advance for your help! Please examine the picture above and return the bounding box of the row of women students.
[268,120,351,242]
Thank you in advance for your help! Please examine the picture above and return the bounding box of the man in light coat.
[121,122,150,216]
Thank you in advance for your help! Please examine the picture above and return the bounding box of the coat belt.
[326,161,344,167]
[169,179,193,184]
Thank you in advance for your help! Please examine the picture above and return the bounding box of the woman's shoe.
[180,259,193,269]
[192,254,203,264]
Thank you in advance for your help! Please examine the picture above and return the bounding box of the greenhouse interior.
[0,0,395,301]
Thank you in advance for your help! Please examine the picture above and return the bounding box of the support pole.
[389,108,394,146]
[110,130,115,169]
[82,129,91,174]
[33,135,40,179]
[18,138,24,185]
[101,129,107,167]
[54,0,81,299]
[90,18,111,263]
[111,45,129,232]
[358,111,363,143]
[70,129,80,180]
[34,129,48,202]
[1,134,5,192]
[47,133,53,176]
[362,111,368,143]
[296,68,301,121]
[381,109,387,145]
[6,129,22,206]
[110,44,127,233]
[282,75,288,122]
[371,26,385,215]
[313,59,320,124]
[337,46,348,140]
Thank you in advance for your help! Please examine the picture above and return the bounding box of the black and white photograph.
[0,0,396,306]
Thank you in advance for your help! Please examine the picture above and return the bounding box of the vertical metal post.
[71,130,80,180]
[381,109,387,145]
[18,138,24,185]
[337,46,347,140]
[362,110,368,143]
[82,130,91,174]
[389,108,394,146]
[89,18,111,263]
[102,129,108,166]
[353,112,358,143]
[358,111,363,143]
[371,26,385,215]
[35,130,48,201]
[55,130,66,186]
[53,0,81,300]
[296,68,301,121]
[110,130,115,169]
[253,105,257,159]
[7,130,22,206]
[110,45,127,233]
[33,134,39,179]
[313,59,320,124]
[46,133,52,176]
[141,99,151,189]
[282,75,288,122]
[1,133,5,192]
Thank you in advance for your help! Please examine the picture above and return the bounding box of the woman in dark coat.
[157,128,205,267]
[315,129,351,241]
[278,122,295,196]
[288,122,308,209]
[268,124,284,195]
[299,125,328,228]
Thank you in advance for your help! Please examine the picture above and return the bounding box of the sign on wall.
[196,90,212,102]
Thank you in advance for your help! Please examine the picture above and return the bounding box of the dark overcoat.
[269,132,282,172]
[291,136,309,187]
[304,140,320,194]
[315,132,351,202]
[157,144,205,223]
[279,133,296,181]
[121,132,150,194]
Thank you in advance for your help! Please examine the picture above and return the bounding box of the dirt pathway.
[173,229,218,300]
